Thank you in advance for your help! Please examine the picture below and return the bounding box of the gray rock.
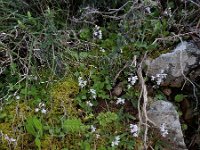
[147,100,187,150]
[146,41,200,87]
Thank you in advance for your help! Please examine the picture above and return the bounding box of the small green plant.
[79,28,91,40]
[97,111,118,127]
[62,118,88,133]
[25,116,43,150]
[175,94,187,102]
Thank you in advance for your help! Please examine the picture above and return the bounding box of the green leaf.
[35,137,41,150]
[63,118,86,133]
[17,20,26,29]
[80,141,91,150]
[97,111,118,127]
[33,117,43,137]
[27,11,32,18]
[181,124,188,130]
[25,119,37,137]
[25,117,43,137]
[79,52,89,59]
[175,94,185,102]
[0,112,7,120]
[80,28,91,40]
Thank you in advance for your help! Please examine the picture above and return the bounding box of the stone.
[146,41,200,87]
[147,100,187,150]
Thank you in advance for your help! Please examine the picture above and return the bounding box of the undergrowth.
[0,0,200,149]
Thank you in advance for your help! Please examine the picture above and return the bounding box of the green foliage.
[79,28,91,40]
[80,141,91,150]
[25,116,43,137]
[181,124,188,131]
[175,94,186,102]
[25,116,43,149]
[97,111,118,127]
[155,92,167,101]
[63,118,87,133]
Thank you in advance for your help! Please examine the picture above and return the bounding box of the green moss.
[49,77,79,118]
[149,48,171,59]
[0,100,35,149]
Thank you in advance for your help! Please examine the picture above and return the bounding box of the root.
[137,52,155,149]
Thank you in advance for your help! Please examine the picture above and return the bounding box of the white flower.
[151,70,167,85]
[116,98,125,105]
[151,76,155,81]
[153,72,167,85]
[9,138,16,142]
[78,77,87,88]
[86,101,93,107]
[4,134,9,140]
[4,134,16,143]
[96,134,100,139]
[15,95,20,100]
[130,124,138,137]
[35,108,40,112]
[111,136,120,147]
[127,84,132,89]
[41,108,47,114]
[145,7,151,13]
[39,102,45,108]
[89,89,96,99]
[93,25,102,40]
[160,123,168,137]
[90,125,96,133]
[163,7,172,17]
[128,75,138,85]
[100,47,105,52]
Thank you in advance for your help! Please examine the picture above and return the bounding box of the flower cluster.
[160,123,168,137]
[164,7,172,17]
[128,75,138,86]
[35,102,47,114]
[151,70,167,85]
[130,124,138,137]
[116,98,125,105]
[78,77,87,88]
[93,25,102,40]
[0,131,17,145]
[86,101,93,107]
[111,136,120,147]
[100,47,105,53]
[89,89,96,99]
